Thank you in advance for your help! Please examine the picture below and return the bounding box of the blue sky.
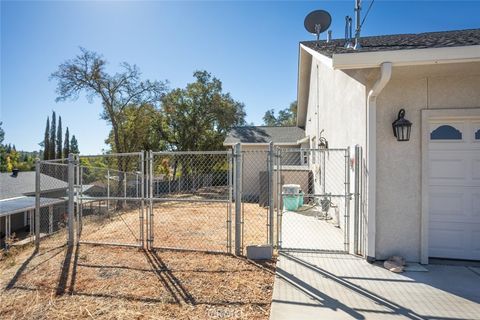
[1,1,479,154]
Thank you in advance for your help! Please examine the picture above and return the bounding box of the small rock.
[384,255,406,273]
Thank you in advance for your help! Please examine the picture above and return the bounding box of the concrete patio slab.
[281,210,345,251]
[270,252,480,320]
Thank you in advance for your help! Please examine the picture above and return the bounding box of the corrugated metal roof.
[224,126,305,144]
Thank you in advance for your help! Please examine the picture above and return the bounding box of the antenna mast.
[354,0,362,50]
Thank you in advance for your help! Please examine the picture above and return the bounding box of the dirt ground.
[79,201,273,253]
[0,201,276,319]
[0,243,275,319]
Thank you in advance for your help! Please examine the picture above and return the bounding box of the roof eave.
[332,45,480,69]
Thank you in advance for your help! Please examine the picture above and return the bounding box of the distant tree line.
[263,101,297,126]
[0,122,39,172]
[41,111,79,160]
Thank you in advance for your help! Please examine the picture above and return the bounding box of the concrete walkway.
[281,210,345,251]
[270,252,480,320]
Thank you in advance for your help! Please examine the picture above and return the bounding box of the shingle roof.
[301,28,480,58]
[224,126,305,144]
[0,172,68,200]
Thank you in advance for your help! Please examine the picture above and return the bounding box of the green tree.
[43,117,50,160]
[262,101,297,126]
[56,116,62,158]
[161,70,246,151]
[70,135,79,154]
[106,103,165,153]
[0,121,4,145]
[51,48,166,160]
[63,127,70,157]
[0,122,6,171]
[50,111,56,159]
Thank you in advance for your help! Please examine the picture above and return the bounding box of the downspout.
[366,62,392,262]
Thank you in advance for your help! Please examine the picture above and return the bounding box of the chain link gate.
[75,152,145,248]
[32,146,363,257]
[276,148,351,253]
[147,151,233,253]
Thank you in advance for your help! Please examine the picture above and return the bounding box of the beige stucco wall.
[304,56,369,240]
[375,61,480,261]
[305,56,368,150]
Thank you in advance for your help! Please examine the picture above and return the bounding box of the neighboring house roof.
[301,28,480,58]
[0,196,67,217]
[0,171,68,200]
[224,126,305,145]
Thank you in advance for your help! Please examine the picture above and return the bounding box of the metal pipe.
[354,0,362,50]
[67,153,75,247]
[234,143,242,255]
[149,150,154,249]
[140,151,144,248]
[152,150,229,156]
[227,150,233,253]
[276,147,282,249]
[35,158,40,250]
[354,145,361,255]
[345,148,351,253]
[107,169,110,213]
[268,142,275,245]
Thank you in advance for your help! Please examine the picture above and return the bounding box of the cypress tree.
[63,127,70,157]
[50,111,56,159]
[43,117,50,160]
[70,135,79,154]
[56,116,62,158]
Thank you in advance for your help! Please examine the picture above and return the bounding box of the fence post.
[149,150,154,250]
[35,158,40,250]
[268,142,274,246]
[344,148,351,253]
[234,143,242,255]
[68,153,75,247]
[354,145,361,255]
[140,151,145,248]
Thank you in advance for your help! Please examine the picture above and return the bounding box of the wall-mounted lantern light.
[392,109,412,142]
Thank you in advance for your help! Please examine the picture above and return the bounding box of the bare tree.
[51,48,167,158]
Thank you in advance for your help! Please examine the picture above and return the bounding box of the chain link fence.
[240,149,271,254]
[35,159,70,250]
[22,145,362,257]
[148,151,232,253]
[276,148,350,252]
[77,153,144,247]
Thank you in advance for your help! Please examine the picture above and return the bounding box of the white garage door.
[428,119,480,260]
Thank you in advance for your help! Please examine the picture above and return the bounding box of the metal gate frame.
[34,146,364,256]
[75,152,145,248]
[146,150,234,253]
[275,148,352,253]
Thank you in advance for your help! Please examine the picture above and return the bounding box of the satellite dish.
[304,10,332,43]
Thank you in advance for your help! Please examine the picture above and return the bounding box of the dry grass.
[0,201,276,319]
[0,243,275,319]
[80,201,273,253]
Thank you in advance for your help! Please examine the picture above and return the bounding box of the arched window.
[430,125,462,140]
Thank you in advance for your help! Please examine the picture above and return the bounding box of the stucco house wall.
[303,55,369,237]
[305,55,368,151]
[375,61,480,261]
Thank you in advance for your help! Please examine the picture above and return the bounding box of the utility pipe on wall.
[366,61,392,262]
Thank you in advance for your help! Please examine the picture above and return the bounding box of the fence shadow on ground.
[3,244,272,311]
[278,252,429,320]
